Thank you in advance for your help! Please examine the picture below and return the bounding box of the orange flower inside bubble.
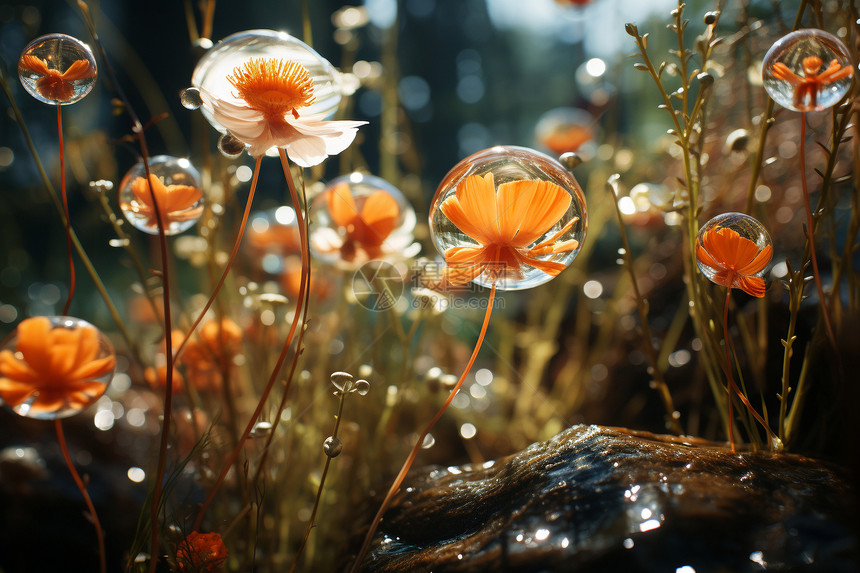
[439,172,580,286]
[121,174,204,234]
[311,174,417,269]
[696,216,773,298]
[0,316,115,419]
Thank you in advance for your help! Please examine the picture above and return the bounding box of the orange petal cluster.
[146,319,243,393]
[696,226,773,297]
[176,531,228,572]
[439,173,579,285]
[770,55,853,110]
[18,55,95,102]
[323,183,400,263]
[0,317,114,416]
[123,174,204,231]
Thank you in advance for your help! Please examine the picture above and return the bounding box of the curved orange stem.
[192,150,309,532]
[350,285,497,572]
[799,112,837,348]
[174,155,262,362]
[55,419,106,573]
[56,105,75,316]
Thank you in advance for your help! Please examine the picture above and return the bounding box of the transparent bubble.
[18,34,97,105]
[0,316,115,419]
[762,29,854,112]
[534,107,594,155]
[323,436,343,457]
[558,152,583,170]
[354,379,370,396]
[330,371,354,393]
[429,146,587,290]
[180,87,203,110]
[310,172,417,270]
[217,133,246,157]
[192,29,344,134]
[696,213,773,293]
[118,156,205,235]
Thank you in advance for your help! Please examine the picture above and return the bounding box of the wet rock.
[358,425,856,572]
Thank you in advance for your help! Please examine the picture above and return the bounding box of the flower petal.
[702,227,759,271]
[60,59,95,81]
[326,184,359,228]
[496,180,538,241]
[0,378,36,408]
[16,317,52,373]
[68,355,115,384]
[696,238,724,272]
[164,184,203,215]
[737,244,772,276]
[507,180,571,248]
[736,275,766,298]
[18,55,51,76]
[0,350,39,384]
[512,249,569,276]
[354,191,399,246]
[285,132,330,167]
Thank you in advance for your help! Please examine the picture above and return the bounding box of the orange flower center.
[801,56,823,77]
[228,58,316,122]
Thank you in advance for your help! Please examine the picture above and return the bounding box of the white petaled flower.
[200,58,366,165]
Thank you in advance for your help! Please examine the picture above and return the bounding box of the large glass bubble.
[191,29,343,134]
[310,173,417,270]
[696,212,773,298]
[430,146,587,291]
[18,33,97,105]
[0,316,115,419]
[118,156,205,235]
[762,29,853,112]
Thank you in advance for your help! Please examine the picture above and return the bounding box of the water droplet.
[354,379,370,396]
[559,152,583,170]
[251,421,273,437]
[330,371,353,392]
[218,133,246,157]
[180,87,202,110]
[323,436,343,457]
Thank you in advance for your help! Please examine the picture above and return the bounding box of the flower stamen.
[228,58,316,122]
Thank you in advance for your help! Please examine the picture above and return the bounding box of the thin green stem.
[778,261,803,442]
[289,388,348,573]
[350,285,497,573]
